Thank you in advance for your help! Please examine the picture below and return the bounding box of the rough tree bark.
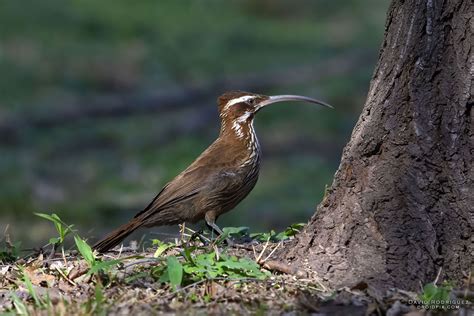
[285,0,473,291]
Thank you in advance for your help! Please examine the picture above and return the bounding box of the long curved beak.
[257,95,333,110]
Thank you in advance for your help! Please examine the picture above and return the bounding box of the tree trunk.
[285,0,473,291]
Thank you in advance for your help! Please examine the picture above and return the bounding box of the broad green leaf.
[34,212,57,222]
[159,273,170,283]
[74,235,95,266]
[167,256,183,289]
[250,230,275,242]
[207,270,219,278]
[274,232,289,241]
[49,237,60,245]
[222,226,249,237]
[288,223,305,231]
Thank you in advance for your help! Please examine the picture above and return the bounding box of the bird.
[93,91,332,252]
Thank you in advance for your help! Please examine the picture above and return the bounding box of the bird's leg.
[206,221,224,236]
[205,221,258,251]
[206,222,235,246]
[204,212,234,246]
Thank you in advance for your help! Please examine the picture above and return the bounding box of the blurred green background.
[0,0,390,247]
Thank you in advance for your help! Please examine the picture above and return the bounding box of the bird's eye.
[247,98,257,105]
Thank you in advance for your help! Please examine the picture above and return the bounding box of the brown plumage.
[93,91,332,252]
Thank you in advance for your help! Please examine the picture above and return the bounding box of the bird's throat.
[220,117,260,166]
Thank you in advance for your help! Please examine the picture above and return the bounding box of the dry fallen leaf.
[23,266,55,287]
[0,266,9,275]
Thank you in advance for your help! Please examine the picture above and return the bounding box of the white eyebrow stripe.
[224,95,255,110]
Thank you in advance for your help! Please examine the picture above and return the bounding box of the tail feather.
[93,219,142,253]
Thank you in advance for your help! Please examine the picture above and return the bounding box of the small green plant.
[166,256,183,290]
[184,250,269,281]
[250,223,305,242]
[222,226,250,238]
[74,235,122,276]
[279,223,305,238]
[34,213,75,249]
[35,213,124,278]
[74,235,95,267]
[210,226,251,245]
[210,223,305,244]
[152,248,269,289]
[152,239,175,258]
[418,281,453,310]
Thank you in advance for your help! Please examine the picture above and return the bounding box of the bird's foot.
[211,236,254,250]
[189,229,210,246]
[224,237,235,247]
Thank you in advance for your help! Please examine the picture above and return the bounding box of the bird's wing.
[133,164,216,219]
[133,139,250,219]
